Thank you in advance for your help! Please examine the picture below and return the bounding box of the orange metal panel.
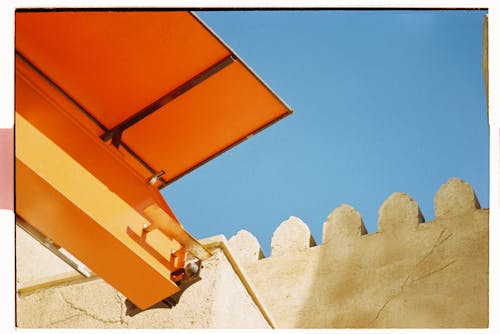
[15,58,210,309]
[15,10,292,186]
[15,11,230,129]
[15,59,167,216]
[16,159,179,309]
[15,10,290,308]
[123,61,291,182]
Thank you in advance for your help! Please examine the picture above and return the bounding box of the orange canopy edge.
[15,10,291,309]
[15,10,292,186]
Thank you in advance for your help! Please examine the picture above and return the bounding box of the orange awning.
[16,10,292,186]
[15,10,291,309]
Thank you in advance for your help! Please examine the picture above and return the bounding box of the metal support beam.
[101,55,236,144]
[15,51,109,133]
[15,112,211,308]
[16,216,92,278]
[16,52,169,187]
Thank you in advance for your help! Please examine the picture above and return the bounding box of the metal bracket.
[125,259,202,315]
[101,55,235,146]
[148,170,165,185]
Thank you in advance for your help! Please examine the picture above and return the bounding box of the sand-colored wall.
[16,238,271,329]
[229,178,489,328]
[16,177,488,328]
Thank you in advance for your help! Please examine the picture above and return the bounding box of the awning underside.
[16,11,292,187]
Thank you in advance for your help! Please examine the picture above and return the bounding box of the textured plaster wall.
[16,243,270,329]
[16,177,488,329]
[16,225,76,288]
[229,178,489,328]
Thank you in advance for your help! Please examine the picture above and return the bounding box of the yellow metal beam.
[16,112,181,275]
[16,113,182,309]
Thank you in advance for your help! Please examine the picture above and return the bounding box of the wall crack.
[47,313,82,327]
[60,292,123,325]
[114,290,127,324]
[412,259,458,282]
[372,274,411,323]
[417,228,453,267]
[371,228,455,324]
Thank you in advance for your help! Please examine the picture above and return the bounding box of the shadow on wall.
[229,178,489,328]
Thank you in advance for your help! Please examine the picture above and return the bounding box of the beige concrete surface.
[270,216,316,257]
[16,225,77,288]
[228,230,265,263]
[16,246,271,328]
[16,177,488,328]
[232,178,489,328]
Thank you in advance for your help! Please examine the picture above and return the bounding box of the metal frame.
[15,51,108,133]
[16,216,92,278]
[101,55,236,147]
[15,11,293,190]
[15,52,169,187]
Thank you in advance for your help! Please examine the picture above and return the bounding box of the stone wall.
[228,178,489,328]
[16,177,488,328]
[16,236,272,329]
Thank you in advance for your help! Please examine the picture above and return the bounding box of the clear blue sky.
[161,10,489,256]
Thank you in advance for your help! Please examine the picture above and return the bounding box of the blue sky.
[161,10,489,255]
